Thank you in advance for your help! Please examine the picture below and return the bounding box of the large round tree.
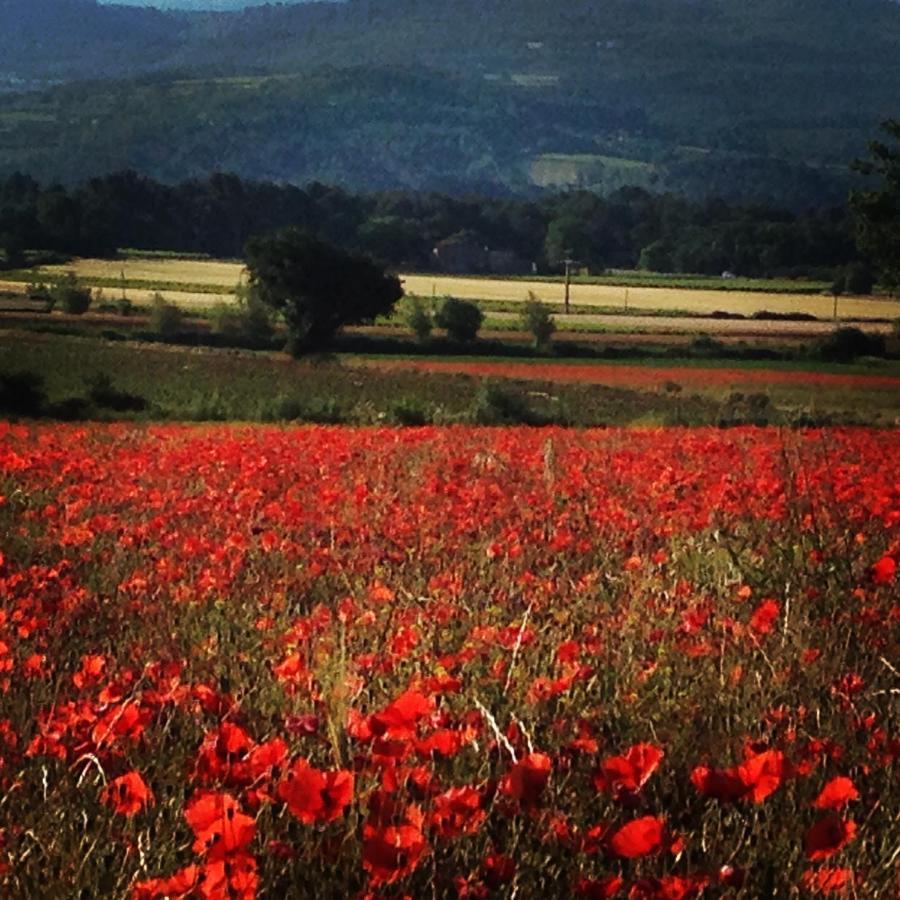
[244,228,403,355]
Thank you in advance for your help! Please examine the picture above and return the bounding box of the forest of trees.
[1,1,899,205]
[0,171,862,279]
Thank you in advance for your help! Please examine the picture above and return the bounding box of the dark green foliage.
[520,295,556,350]
[391,398,431,427]
[0,171,862,278]
[843,262,876,296]
[245,228,403,355]
[470,382,570,427]
[717,392,775,427]
[53,273,92,314]
[831,271,846,297]
[0,370,47,416]
[851,119,900,290]
[211,286,273,343]
[818,327,887,362]
[405,297,433,342]
[148,293,184,336]
[435,298,483,343]
[1,232,26,270]
[84,373,147,412]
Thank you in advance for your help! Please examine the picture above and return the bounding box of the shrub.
[84,373,147,412]
[471,382,535,425]
[213,283,274,344]
[405,297,433,342]
[26,281,54,311]
[520,293,556,350]
[148,293,185,337]
[0,370,47,416]
[435,297,483,342]
[392,398,430,426]
[690,335,726,356]
[817,327,886,362]
[717,391,775,427]
[843,263,875,295]
[53,273,92,315]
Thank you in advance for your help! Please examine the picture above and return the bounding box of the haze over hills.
[1,0,898,205]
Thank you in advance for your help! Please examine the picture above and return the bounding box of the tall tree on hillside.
[850,119,900,290]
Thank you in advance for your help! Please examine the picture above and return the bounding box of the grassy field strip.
[484,310,894,335]
[401,274,900,319]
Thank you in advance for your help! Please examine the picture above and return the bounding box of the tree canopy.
[244,228,403,355]
[851,119,900,290]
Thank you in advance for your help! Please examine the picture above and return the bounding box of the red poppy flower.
[690,765,747,803]
[133,864,199,899]
[800,867,855,895]
[362,802,428,886]
[501,752,552,805]
[370,689,434,739]
[277,758,353,824]
[812,777,859,811]
[804,816,857,860]
[416,728,463,759]
[101,771,154,816]
[481,853,516,889]
[871,555,895,585]
[607,815,665,858]
[573,875,624,898]
[197,853,258,900]
[216,722,253,760]
[628,875,709,899]
[429,786,485,838]
[749,599,780,636]
[737,748,788,803]
[592,743,664,797]
[72,654,106,690]
[692,747,787,804]
[184,791,255,859]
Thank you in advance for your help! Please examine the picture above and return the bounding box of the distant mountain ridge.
[1,0,899,204]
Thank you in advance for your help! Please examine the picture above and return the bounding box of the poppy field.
[0,423,897,898]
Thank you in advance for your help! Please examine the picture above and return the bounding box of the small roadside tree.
[405,297,433,342]
[435,297,483,342]
[520,292,556,351]
[244,228,403,355]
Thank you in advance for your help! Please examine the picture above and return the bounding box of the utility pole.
[563,254,575,314]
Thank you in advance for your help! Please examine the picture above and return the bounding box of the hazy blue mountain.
[1,0,898,204]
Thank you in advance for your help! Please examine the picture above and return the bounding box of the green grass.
[1,330,897,427]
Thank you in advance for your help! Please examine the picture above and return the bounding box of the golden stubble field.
[11,258,900,320]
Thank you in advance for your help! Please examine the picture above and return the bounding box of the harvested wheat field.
[402,275,900,319]
[12,260,900,320]
[41,258,248,288]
